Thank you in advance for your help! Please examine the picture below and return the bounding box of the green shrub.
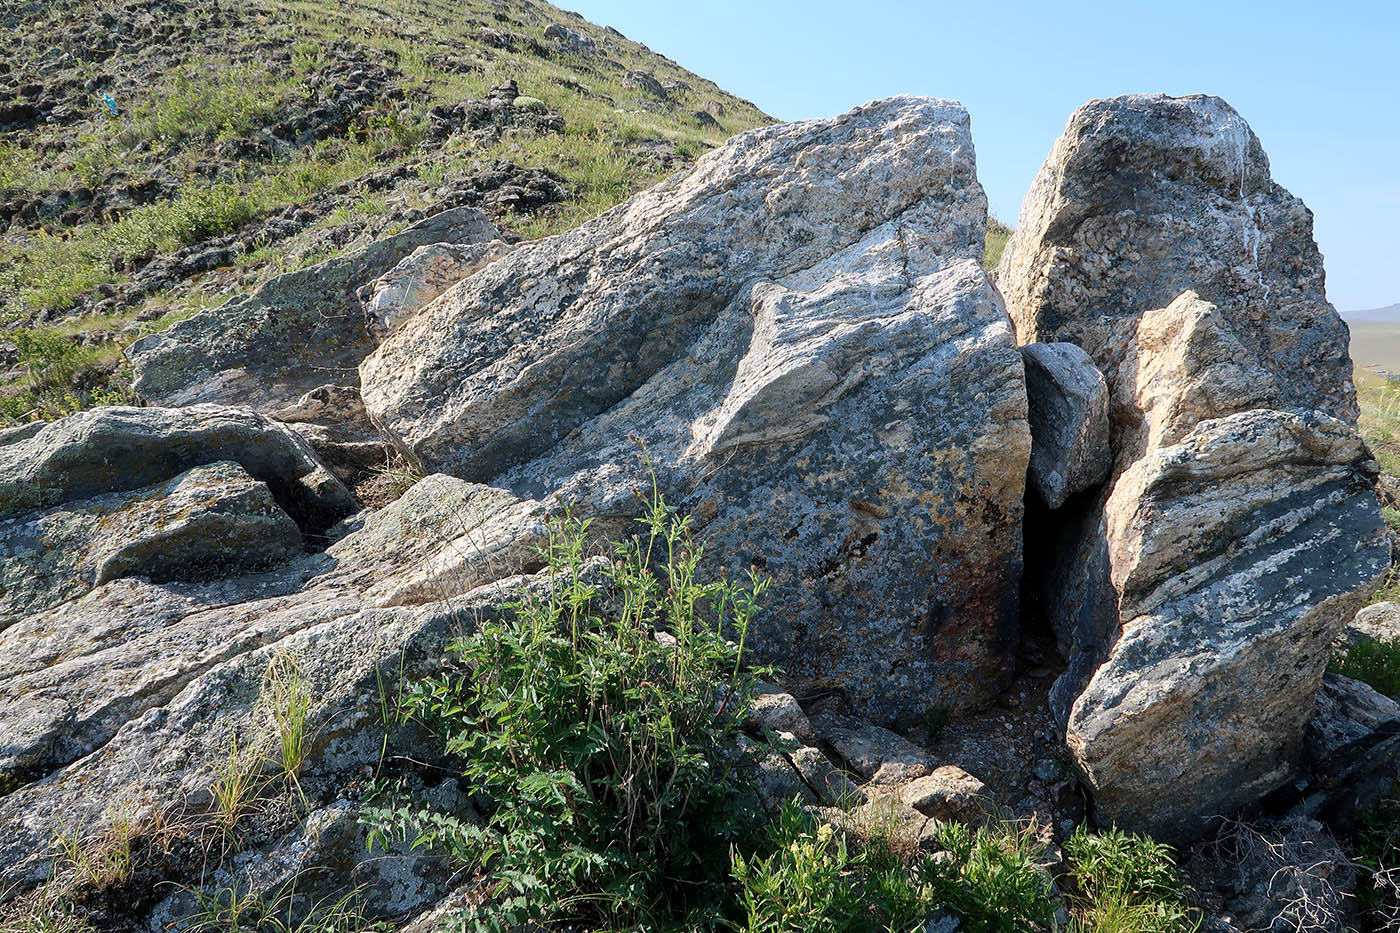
[918,818,1059,932]
[1063,825,1197,932]
[1331,636,1400,697]
[361,469,770,931]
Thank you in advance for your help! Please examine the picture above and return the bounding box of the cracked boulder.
[361,96,1030,723]
[1000,94,1388,842]
[1020,342,1110,509]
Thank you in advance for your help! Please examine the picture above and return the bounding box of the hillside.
[0,0,773,422]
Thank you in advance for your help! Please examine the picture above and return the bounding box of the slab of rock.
[0,405,355,536]
[746,687,818,745]
[361,97,1029,721]
[126,207,498,413]
[359,240,511,337]
[1021,342,1110,508]
[1303,673,1400,829]
[812,712,932,785]
[999,94,1388,842]
[0,461,301,626]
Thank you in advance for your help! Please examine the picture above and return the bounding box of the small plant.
[0,890,95,933]
[917,816,1059,932]
[1331,635,1400,697]
[1063,825,1197,932]
[183,878,389,933]
[51,802,142,891]
[209,735,268,840]
[262,653,315,799]
[362,460,770,930]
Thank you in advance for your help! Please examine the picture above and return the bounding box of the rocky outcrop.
[126,208,499,413]
[999,93,1389,841]
[360,96,1029,722]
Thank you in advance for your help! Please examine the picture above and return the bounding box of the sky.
[567,0,1398,311]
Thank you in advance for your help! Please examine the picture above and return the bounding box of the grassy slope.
[0,0,773,421]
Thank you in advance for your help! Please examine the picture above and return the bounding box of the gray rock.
[1346,601,1400,646]
[898,766,987,822]
[746,687,817,744]
[1020,342,1110,509]
[0,405,355,536]
[543,23,596,56]
[361,97,1028,722]
[999,94,1388,842]
[1303,673,1400,829]
[624,70,667,98]
[359,239,511,337]
[0,461,301,626]
[126,207,498,414]
[788,744,863,806]
[812,712,931,785]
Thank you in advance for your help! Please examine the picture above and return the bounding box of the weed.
[984,216,1013,270]
[209,735,269,840]
[361,463,770,930]
[184,878,390,933]
[918,816,1059,932]
[1063,825,1197,932]
[51,802,142,891]
[0,889,94,933]
[262,653,315,799]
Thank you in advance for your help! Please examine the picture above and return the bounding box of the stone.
[624,70,667,98]
[788,745,863,806]
[812,713,931,785]
[0,404,355,536]
[361,97,1028,722]
[126,207,498,414]
[1303,673,1400,829]
[998,93,1388,842]
[543,23,595,56]
[898,765,987,823]
[1020,342,1110,509]
[0,461,301,626]
[358,239,511,337]
[1345,601,1400,647]
[746,687,817,744]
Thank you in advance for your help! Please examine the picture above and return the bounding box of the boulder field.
[0,92,1388,921]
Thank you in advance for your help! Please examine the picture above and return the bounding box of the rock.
[745,686,817,744]
[1346,601,1400,646]
[624,69,666,98]
[543,23,595,56]
[812,713,931,785]
[358,239,511,337]
[898,766,987,823]
[1000,94,1356,426]
[1302,673,1400,829]
[999,94,1389,842]
[1020,342,1110,509]
[0,404,355,536]
[788,745,863,806]
[270,384,389,484]
[361,97,1028,721]
[0,461,301,626]
[126,208,498,414]
[693,109,720,129]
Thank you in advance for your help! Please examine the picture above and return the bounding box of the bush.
[1063,825,1197,932]
[919,818,1059,932]
[361,470,771,931]
[1332,636,1400,697]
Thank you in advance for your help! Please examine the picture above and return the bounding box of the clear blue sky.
[568,0,1398,311]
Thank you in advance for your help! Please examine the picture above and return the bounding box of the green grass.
[1063,826,1197,932]
[1331,636,1400,697]
[985,216,1013,270]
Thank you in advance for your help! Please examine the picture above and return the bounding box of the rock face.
[126,208,499,412]
[359,240,512,337]
[361,96,1030,722]
[1020,342,1110,509]
[999,94,1388,841]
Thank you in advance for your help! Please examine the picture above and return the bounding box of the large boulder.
[361,96,1030,722]
[126,208,499,413]
[999,94,1388,841]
